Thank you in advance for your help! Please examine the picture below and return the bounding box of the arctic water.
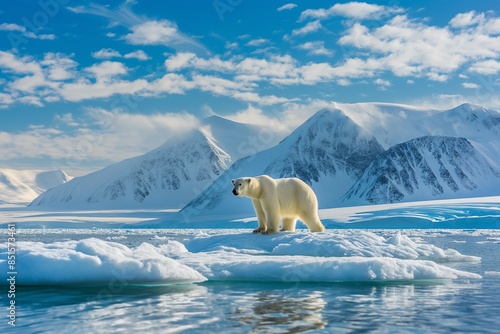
[2,228,500,334]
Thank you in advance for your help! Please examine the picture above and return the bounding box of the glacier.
[0,169,71,206]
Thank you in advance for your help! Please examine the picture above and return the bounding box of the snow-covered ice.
[0,230,481,286]
[0,238,205,285]
[1,196,496,286]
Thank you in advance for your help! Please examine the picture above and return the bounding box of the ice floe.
[0,231,481,285]
[0,238,205,285]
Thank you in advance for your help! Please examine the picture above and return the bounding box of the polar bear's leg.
[300,212,325,232]
[262,201,280,234]
[280,217,296,232]
[252,199,267,233]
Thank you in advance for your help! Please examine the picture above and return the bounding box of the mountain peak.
[344,135,500,204]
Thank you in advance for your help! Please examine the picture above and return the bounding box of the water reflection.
[7,280,496,334]
[228,289,327,332]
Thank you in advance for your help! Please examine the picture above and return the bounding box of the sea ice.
[0,231,481,286]
[0,238,206,285]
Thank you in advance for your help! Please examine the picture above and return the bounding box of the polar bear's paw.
[253,227,266,234]
[262,229,279,235]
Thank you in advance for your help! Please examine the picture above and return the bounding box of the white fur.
[231,175,325,234]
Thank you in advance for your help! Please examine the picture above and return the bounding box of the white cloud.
[468,59,500,75]
[70,2,207,54]
[92,48,122,59]
[462,82,479,89]
[224,99,334,137]
[374,78,391,87]
[246,38,270,47]
[92,48,150,61]
[413,93,500,111]
[0,93,14,106]
[55,113,79,127]
[0,22,56,40]
[297,41,333,56]
[337,78,351,86]
[277,3,297,11]
[10,73,50,93]
[450,11,485,28]
[123,50,150,60]
[85,61,128,79]
[59,79,148,102]
[41,53,77,81]
[125,19,207,53]
[151,73,195,94]
[164,52,198,71]
[338,14,500,80]
[0,108,202,171]
[299,2,403,21]
[292,20,322,36]
[0,23,25,32]
[449,10,500,34]
[18,96,43,107]
[0,51,42,74]
[0,52,77,94]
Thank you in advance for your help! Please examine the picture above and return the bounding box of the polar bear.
[231,175,325,234]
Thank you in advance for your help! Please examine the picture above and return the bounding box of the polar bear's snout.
[232,188,239,196]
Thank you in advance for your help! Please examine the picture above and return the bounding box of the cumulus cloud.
[0,22,56,41]
[297,41,333,56]
[92,48,150,61]
[338,14,500,80]
[374,78,391,88]
[292,20,323,36]
[449,10,500,34]
[468,59,500,75]
[92,48,122,59]
[123,50,150,60]
[85,61,128,79]
[59,79,148,102]
[124,19,206,53]
[299,2,403,21]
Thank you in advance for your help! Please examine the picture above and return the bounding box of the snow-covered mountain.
[337,102,500,163]
[0,169,71,205]
[29,116,283,209]
[182,107,385,217]
[28,102,500,211]
[343,136,500,204]
[183,102,500,217]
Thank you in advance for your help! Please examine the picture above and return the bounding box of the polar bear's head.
[231,177,253,197]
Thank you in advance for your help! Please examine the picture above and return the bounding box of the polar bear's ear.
[231,179,235,185]
[246,178,251,183]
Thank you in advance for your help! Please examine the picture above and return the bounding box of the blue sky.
[1,0,499,175]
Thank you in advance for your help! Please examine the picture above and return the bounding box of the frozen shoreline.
[1,195,499,229]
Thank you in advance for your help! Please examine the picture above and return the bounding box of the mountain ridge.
[29,116,282,209]
[28,102,500,211]
[343,135,500,204]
